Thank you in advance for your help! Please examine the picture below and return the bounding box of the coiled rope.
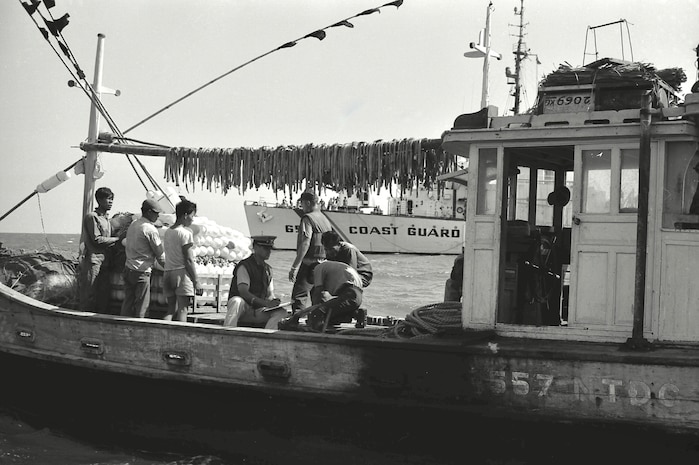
[337,302,462,338]
[383,302,462,339]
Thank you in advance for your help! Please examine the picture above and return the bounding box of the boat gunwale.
[5,281,699,369]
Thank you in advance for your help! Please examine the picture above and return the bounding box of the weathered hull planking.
[2,282,699,434]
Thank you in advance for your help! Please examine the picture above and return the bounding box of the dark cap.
[252,235,276,248]
[299,192,317,203]
[142,198,163,214]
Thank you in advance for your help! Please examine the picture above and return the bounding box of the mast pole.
[480,2,494,109]
[80,33,106,245]
[513,0,525,115]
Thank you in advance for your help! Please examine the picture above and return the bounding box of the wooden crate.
[109,271,233,314]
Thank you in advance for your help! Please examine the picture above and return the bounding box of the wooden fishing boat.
[4,49,699,437]
[3,2,699,447]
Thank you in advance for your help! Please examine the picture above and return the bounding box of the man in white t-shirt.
[223,235,286,329]
[120,199,165,318]
[163,199,200,321]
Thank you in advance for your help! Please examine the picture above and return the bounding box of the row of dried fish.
[164,138,456,196]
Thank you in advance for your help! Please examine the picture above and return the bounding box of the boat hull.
[2,283,699,435]
[244,204,464,254]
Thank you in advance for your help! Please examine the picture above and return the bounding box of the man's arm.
[237,267,280,308]
[151,240,166,269]
[289,217,312,281]
[182,242,199,292]
[85,213,119,248]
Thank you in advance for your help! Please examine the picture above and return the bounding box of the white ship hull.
[244,203,464,255]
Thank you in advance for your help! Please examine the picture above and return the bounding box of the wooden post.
[79,34,106,246]
[625,92,653,351]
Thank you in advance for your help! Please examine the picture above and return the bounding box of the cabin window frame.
[576,143,640,218]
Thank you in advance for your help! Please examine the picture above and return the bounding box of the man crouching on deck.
[279,260,364,332]
[224,236,286,329]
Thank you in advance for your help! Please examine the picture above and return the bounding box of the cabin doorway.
[498,146,574,326]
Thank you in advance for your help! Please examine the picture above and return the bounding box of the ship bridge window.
[663,141,699,229]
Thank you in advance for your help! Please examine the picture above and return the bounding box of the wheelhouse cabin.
[442,60,699,344]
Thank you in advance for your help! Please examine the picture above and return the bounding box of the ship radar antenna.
[505,0,531,115]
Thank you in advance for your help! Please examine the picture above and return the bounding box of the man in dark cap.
[224,235,286,329]
[321,230,373,287]
[288,191,332,313]
[120,199,166,318]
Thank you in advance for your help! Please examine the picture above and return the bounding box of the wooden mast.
[79,33,106,246]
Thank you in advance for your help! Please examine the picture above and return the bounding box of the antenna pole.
[513,0,525,115]
[80,33,106,245]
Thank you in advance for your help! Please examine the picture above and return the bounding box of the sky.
[0,0,697,235]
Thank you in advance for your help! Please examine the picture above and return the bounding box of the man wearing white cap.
[224,235,286,329]
[120,199,165,318]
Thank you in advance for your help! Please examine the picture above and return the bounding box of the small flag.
[357,8,380,17]
[45,13,70,36]
[304,30,326,41]
[21,0,41,15]
[330,20,354,28]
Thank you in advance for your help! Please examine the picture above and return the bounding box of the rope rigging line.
[18,0,163,195]
[0,158,82,224]
[35,194,56,254]
[121,0,404,135]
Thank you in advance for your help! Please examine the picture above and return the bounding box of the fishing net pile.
[0,248,79,309]
[164,138,456,197]
[540,61,686,90]
[535,59,686,111]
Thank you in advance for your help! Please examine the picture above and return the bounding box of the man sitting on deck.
[224,236,286,329]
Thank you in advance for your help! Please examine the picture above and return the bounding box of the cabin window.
[536,169,556,226]
[620,148,639,212]
[503,166,530,221]
[563,171,574,227]
[582,149,611,213]
[477,148,498,215]
[663,141,699,229]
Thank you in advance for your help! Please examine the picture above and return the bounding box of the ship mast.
[510,0,526,114]
[464,2,501,109]
[80,34,106,245]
